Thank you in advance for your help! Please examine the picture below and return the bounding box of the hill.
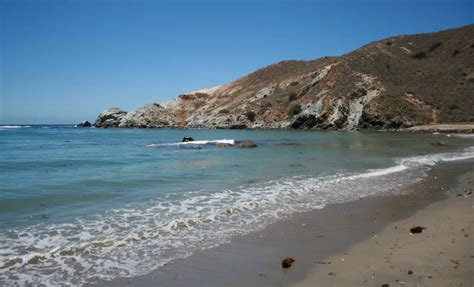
[95,24,474,130]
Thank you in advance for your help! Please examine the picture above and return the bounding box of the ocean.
[0,125,473,286]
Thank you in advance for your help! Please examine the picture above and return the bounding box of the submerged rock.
[282,256,295,268]
[216,143,233,148]
[238,141,257,148]
[431,142,448,147]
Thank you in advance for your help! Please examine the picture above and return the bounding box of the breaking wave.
[146,139,236,147]
[0,126,31,130]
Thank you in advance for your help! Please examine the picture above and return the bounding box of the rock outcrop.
[118,103,169,128]
[95,24,474,130]
[76,120,92,128]
[238,141,257,148]
[94,108,127,128]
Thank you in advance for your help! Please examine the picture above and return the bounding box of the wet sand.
[94,160,474,287]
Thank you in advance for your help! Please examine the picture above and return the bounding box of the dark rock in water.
[94,108,127,128]
[216,143,233,148]
[410,226,426,234]
[381,284,390,287]
[238,141,257,148]
[290,114,320,129]
[282,256,295,268]
[76,120,92,128]
[229,124,247,130]
[182,137,194,142]
[179,145,202,150]
[408,270,413,275]
[431,142,448,147]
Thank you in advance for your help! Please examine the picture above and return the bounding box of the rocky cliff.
[95,24,474,130]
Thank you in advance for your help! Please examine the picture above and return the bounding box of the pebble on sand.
[409,226,426,234]
[282,257,295,268]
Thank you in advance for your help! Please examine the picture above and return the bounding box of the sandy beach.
[293,165,474,287]
[95,160,474,287]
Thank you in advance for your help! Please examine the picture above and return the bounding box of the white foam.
[0,125,31,130]
[1,146,474,286]
[147,139,235,147]
[399,146,474,167]
[347,164,409,179]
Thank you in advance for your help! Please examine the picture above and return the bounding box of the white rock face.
[119,103,168,128]
[327,99,344,125]
[346,89,381,130]
[94,108,127,128]
[310,64,334,85]
[300,93,327,116]
[158,99,178,109]
[250,86,274,102]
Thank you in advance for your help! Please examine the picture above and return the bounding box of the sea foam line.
[0,125,31,130]
[146,139,236,147]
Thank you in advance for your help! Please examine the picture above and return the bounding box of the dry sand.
[292,171,474,287]
[406,124,474,133]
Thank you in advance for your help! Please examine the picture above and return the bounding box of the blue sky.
[1,0,473,124]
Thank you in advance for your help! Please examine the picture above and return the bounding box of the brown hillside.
[95,24,474,130]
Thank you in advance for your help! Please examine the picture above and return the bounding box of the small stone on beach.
[282,256,295,268]
[410,226,426,234]
[314,261,331,264]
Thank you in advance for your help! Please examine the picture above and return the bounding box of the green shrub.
[245,111,256,122]
[290,81,299,86]
[218,109,229,114]
[413,51,427,59]
[448,104,460,110]
[288,92,297,102]
[428,41,442,52]
[288,104,302,117]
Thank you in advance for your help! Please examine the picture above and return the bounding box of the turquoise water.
[1,125,473,285]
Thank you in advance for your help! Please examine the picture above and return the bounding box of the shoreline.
[405,124,474,134]
[94,159,474,287]
[63,122,474,133]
